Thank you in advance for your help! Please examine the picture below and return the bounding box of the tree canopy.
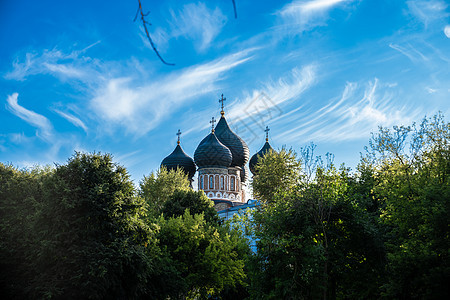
[0,113,448,299]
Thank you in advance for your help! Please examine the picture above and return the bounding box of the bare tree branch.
[136,0,174,66]
[135,0,237,65]
[232,0,237,19]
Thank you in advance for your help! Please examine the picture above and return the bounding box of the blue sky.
[1,0,449,184]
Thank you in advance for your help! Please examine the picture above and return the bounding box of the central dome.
[194,132,232,168]
[214,116,249,167]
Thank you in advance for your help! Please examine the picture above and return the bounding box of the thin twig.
[232,0,237,18]
[136,0,174,66]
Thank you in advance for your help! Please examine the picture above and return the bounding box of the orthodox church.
[160,95,273,211]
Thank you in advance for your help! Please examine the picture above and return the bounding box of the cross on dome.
[219,94,226,116]
[176,129,182,144]
[265,126,270,141]
[210,117,216,133]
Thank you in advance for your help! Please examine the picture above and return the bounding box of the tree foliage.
[250,163,384,299]
[249,113,449,299]
[156,211,247,299]
[251,147,301,203]
[162,189,220,226]
[139,166,190,216]
[1,113,448,299]
[366,113,450,299]
[0,152,249,299]
[0,164,49,297]
[0,153,154,299]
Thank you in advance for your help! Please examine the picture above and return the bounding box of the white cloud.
[389,43,428,63]
[444,25,450,38]
[160,64,316,142]
[426,87,437,94]
[90,49,253,135]
[406,0,448,27]
[274,79,422,143]
[229,65,316,121]
[277,0,354,34]
[54,109,88,132]
[153,2,227,52]
[4,44,101,81]
[180,65,318,146]
[5,93,53,141]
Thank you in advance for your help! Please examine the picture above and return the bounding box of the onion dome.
[214,116,249,167]
[161,130,196,180]
[249,126,273,175]
[194,118,232,168]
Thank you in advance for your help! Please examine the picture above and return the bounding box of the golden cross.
[210,117,216,132]
[176,129,182,144]
[219,94,226,116]
[265,126,270,141]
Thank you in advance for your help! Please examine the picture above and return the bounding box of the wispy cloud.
[179,64,316,141]
[90,49,253,135]
[276,0,355,34]
[53,109,88,132]
[151,2,227,53]
[406,0,448,28]
[5,93,53,141]
[274,79,422,143]
[5,43,255,137]
[425,87,437,94]
[388,43,429,63]
[229,65,316,121]
[114,150,143,169]
[4,42,101,81]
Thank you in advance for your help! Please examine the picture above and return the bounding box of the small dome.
[194,132,232,168]
[215,116,249,167]
[161,144,196,179]
[249,141,273,175]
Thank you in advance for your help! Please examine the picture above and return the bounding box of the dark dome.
[240,165,249,183]
[214,116,249,167]
[249,141,273,175]
[161,144,196,179]
[194,132,232,168]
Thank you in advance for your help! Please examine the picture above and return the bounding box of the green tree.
[29,152,152,299]
[251,147,301,203]
[162,189,220,225]
[367,113,450,299]
[0,164,50,298]
[139,166,190,216]
[250,164,384,299]
[156,211,248,299]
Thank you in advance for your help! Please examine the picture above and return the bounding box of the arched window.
[200,176,203,190]
[209,175,214,189]
[220,176,224,190]
[230,176,235,191]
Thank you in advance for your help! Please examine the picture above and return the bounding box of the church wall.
[198,167,245,204]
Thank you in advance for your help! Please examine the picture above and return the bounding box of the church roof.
[194,132,232,168]
[161,144,196,180]
[249,141,273,175]
[214,116,249,167]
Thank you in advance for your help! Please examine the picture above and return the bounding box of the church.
[160,94,273,212]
